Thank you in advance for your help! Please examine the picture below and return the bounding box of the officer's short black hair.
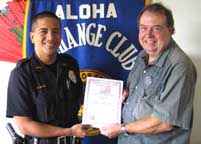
[138,3,175,34]
[31,11,61,31]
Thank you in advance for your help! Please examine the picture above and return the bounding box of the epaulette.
[16,57,31,68]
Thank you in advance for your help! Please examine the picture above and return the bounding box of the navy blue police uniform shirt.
[6,53,83,127]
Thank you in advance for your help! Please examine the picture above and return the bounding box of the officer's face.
[30,17,61,61]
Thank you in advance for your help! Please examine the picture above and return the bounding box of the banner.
[23,0,147,82]
[23,0,147,144]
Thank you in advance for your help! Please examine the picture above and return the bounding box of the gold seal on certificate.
[82,77,123,128]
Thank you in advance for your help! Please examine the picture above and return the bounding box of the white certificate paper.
[82,77,123,128]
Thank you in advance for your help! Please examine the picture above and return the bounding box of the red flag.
[0,0,25,63]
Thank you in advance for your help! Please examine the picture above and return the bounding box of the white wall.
[0,0,201,143]
[0,61,15,144]
[153,0,201,144]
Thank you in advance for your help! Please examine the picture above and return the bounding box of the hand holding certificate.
[82,77,123,128]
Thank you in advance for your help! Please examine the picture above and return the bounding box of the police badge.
[68,70,77,84]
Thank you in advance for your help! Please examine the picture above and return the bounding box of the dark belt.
[25,136,82,144]
[25,136,70,144]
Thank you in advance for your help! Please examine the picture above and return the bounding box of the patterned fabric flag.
[23,0,148,144]
[0,0,25,62]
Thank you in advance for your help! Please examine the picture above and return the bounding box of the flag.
[0,0,25,62]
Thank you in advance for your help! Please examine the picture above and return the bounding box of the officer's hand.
[71,124,91,137]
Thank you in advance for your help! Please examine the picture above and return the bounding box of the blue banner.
[23,0,146,143]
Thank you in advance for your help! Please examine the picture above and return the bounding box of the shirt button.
[141,90,144,95]
[143,70,146,73]
[126,102,129,105]
[135,86,138,89]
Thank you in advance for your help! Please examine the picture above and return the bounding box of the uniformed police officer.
[6,11,91,144]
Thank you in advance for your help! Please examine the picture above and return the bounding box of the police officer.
[6,11,91,144]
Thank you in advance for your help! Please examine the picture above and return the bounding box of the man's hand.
[100,124,121,139]
[122,87,129,103]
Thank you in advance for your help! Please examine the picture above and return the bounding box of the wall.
[153,0,201,144]
[0,61,15,143]
[0,0,201,143]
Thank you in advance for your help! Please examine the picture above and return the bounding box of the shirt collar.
[140,38,175,67]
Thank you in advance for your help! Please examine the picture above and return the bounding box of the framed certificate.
[82,77,123,128]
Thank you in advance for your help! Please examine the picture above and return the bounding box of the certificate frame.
[82,77,123,128]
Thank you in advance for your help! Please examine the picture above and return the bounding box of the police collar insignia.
[68,70,77,84]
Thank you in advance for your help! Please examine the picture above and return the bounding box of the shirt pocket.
[33,91,56,123]
[134,87,161,120]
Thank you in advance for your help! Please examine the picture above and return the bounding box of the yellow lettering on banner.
[86,23,106,47]
[92,4,104,18]
[79,4,91,19]
[56,5,65,19]
[66,4,78,20]
[77,23,86,46]
[59,23,106,53]
[56,3,138,71]
[63,27,79,49]
[59,24,138,71]
[107,3,117,18]
[56,3,117,20]
[106,32,138,70]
